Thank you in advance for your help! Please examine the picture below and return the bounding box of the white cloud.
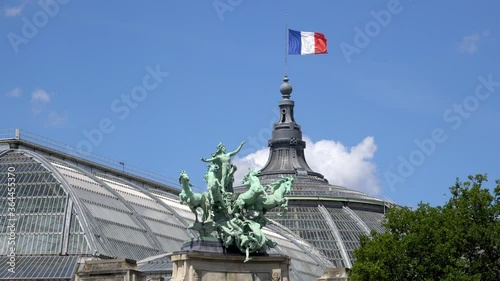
[304,136,379,194]
[4,4,25,17]
[232,149,270,185]
[458,30,490,54]
[31,89,51,103]
[232,136,380,195]
[45,111,68,127]
[6,88,22,98]
[31,89,51,114]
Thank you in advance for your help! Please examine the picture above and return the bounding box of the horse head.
[204,164,219,182]
[284,177,294,192]
[179,171,191,186]
[179,171,189,185]
[243,169,259,183]
[274,177,294,194]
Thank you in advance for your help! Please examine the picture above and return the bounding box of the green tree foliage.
[350,174,500,281]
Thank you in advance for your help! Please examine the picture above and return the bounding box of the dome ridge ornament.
[280,75,293,99]
[259,76,327,181]
[179,142,293,262]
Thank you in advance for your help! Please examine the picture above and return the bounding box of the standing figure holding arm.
[201,141,246,192]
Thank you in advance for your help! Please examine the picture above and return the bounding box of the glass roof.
[0,151,69,256]
[268,206,346,267]
[1,148,335,281]
[0,256,79,280]
[258,175,386,203]
[267,204,386,267]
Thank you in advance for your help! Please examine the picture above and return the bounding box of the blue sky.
[1,0,499,207]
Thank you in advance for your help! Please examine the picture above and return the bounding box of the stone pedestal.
[316,267,349,281]
[74,258,144,281]
[169,251,290,281]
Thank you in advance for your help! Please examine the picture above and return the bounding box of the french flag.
[288,29,328,55]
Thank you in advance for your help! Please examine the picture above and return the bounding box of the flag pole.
[284,13,288,76]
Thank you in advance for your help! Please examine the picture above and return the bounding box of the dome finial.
[280,75,293,99]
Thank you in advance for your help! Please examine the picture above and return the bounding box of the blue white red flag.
[288,29,328,55]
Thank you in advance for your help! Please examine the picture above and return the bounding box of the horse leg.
[277,200,288,216]
[191,207,199,222]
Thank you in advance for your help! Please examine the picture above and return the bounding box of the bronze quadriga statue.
[178,142,293,262]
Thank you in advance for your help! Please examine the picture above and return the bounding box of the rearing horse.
[256,177,294,216]
[232,170,267,215]
[204,164,224,208]
[179,171,208,222]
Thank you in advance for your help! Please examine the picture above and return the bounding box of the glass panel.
[85,203,139,227]
[143,218,188,239]
[68,210,90,254]
[107,238,160,261]
[268,206,345,267]
[0,256,79,279]
[0,151,67,256]
[328,208,368,264]
[353,209,386,233]
[98,220,153,248]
